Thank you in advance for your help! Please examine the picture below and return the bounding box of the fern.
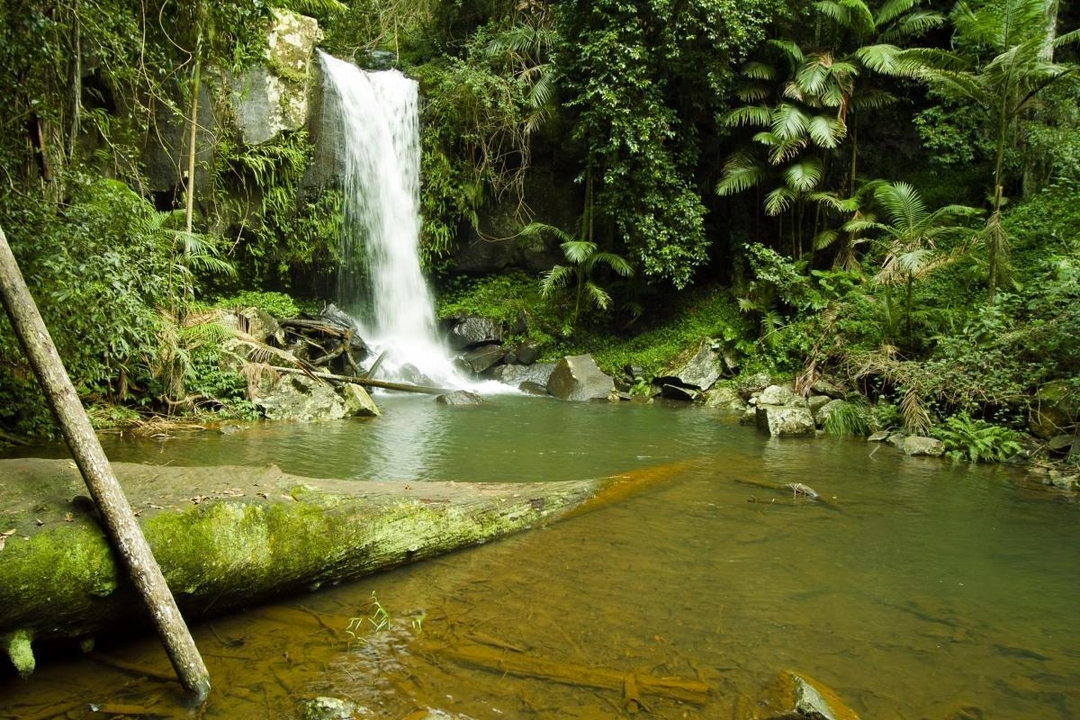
[933,413,1023,463]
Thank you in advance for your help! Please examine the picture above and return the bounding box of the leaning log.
[0,225,210,700]
[0,457,675,674]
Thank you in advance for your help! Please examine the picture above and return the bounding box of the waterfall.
[318,51,456,386]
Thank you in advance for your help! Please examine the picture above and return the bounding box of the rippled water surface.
[2,395,1078,719]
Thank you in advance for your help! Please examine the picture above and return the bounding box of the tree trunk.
[0,457,685,663]
[0,225,210,701]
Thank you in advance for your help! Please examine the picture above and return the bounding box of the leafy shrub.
[932,412,1023,463]
[0,178,180,434]
[214,291,300,319]
[823,400,873,437]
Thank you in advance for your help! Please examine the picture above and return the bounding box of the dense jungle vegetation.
[1,0,1078,463]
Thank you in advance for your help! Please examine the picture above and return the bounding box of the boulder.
[660,384,700,402]
[902,436,946,457]
[656,341,721,391]
[217,307,284,345]
[513,340,541,365]
[810,377,847,399]
[490,362,557,389]
[704,386,748,412]
[518,381,550,396]
[252,375,346,422]
[738,670,862,720]
[756,406,816,437]
[436,391,485,405]
[230,9,322,145]
[815,398,850,428]
[1029,380,1080,439]
[808,394,832,416]
[299,697,359,720]
[456,344,505,375]
[340,383,380,417]
[758,384,807,408]
[737,372,772,397]
[444,315,503,351]
[546,355,615,401]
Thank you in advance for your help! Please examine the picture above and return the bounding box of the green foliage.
[214,291,301,319]
[933,412,1023,462]
[436,272,559,347]
[413,50,535,265]
[822,399,874,437]
[525,222,634,330]
[556,0,789,288]
[210,130,342,288]
[0,179,182,433]
[590,288,753,380]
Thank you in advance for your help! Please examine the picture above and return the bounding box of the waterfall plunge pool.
[2,394,1078,719]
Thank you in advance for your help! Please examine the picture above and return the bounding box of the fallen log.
[424,640,710,705]
[0,456,685,674]
[275,366,454,395]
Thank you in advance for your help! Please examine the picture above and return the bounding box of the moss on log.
[0,457,632,672]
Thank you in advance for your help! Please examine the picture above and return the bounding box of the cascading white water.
[319,51,458,385]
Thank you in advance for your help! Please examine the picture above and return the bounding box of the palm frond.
[539,264,574,297]
[716,154,769,195]
[583,280,613,311]
[765,186,796,216]
[741,61,777,80]
[722,105,772,128]
[592,252,635,277]
[561,240,599,265]
[807,114,846,147]
[520,221,575,244]
[785,159,824,192]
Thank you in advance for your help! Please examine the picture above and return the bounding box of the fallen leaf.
[0,528,16,552]
[64,512,74,523]
[35,518,44,526]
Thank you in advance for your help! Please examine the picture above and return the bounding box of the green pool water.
[2,394,1077,719]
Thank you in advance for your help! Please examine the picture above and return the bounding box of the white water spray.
[319,51,460,386]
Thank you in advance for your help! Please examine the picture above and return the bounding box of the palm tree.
[717,0,944,256]
[863,0,1080,302]
[867,182,981,342]
[520,222,633,330]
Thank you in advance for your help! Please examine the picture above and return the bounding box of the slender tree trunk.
[68,2,81,162]
[183,33,202,234]
[0,224,211,702]
[988,97,1010,305]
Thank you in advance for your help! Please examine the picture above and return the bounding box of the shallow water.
[2,395,1078,719]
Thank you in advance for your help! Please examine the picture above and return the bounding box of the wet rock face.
[546,354,615,401]
[489,362,557,389]
[252,374,347,422]
[755,405,816,437]
[435,390,485,405]
[1029,379,1080,439]
[901,435,945,457]
[456,344,505,374]
[656,341,722,394]
[231,10,322,145]
[444,315,503,351]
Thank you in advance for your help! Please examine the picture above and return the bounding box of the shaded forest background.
[1,0,1078,461]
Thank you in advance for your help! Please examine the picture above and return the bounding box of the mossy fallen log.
[0,457,676,675]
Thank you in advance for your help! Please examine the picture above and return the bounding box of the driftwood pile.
[250,305,451,396]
